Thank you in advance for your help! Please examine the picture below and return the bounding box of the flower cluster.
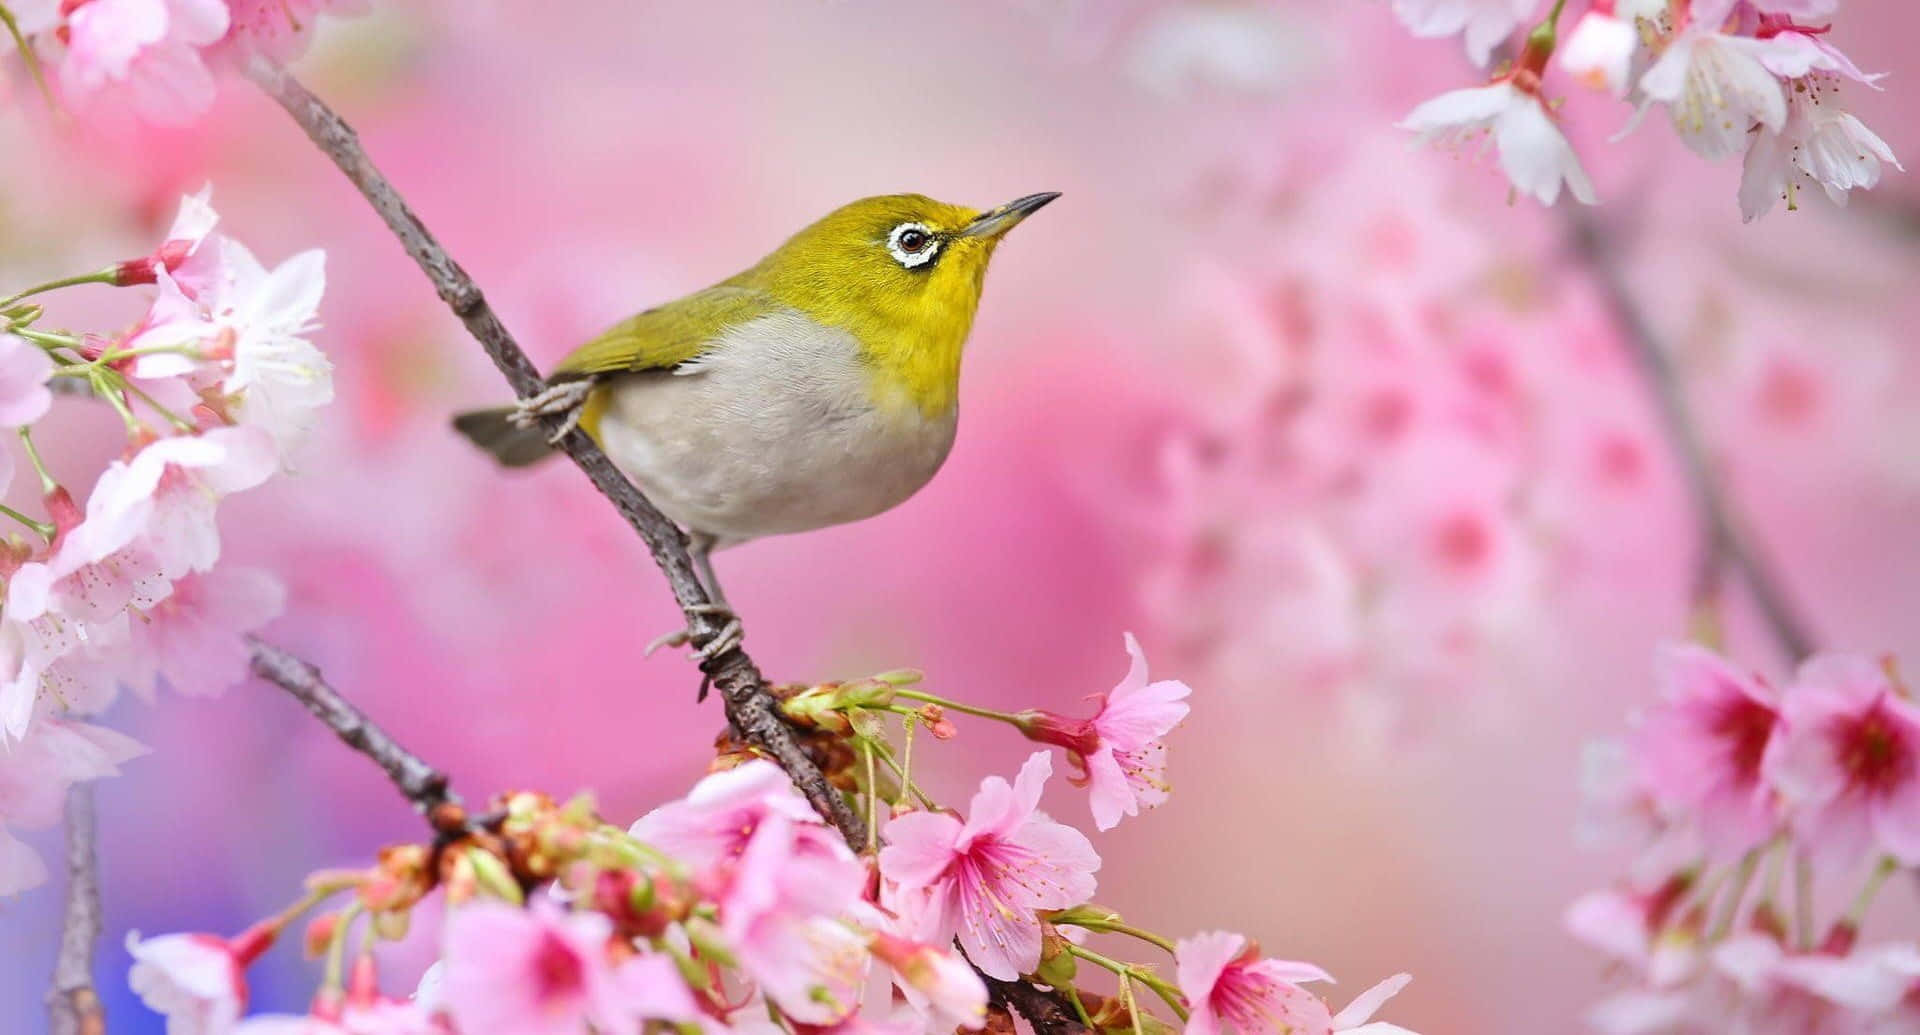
[1,0,367,124]
[125,637,1420,1034]
[0,187,331,894]
[1393,0,1902,217]
[1569,642,1920,1032]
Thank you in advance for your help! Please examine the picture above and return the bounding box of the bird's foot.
[509,379,596,443]
[643,604,743,662]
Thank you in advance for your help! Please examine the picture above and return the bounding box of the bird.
[452,191,1058,656]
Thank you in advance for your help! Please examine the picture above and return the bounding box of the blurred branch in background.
[248,636,463,824]
[1565,210,1818,664]
[240,57,865,847]
[47,787,104,1035]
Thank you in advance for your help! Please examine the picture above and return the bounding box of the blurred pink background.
[3,2,1920,1031]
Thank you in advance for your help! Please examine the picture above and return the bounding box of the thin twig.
[248,635,456,816]
[47,786,105,1035]
[1565,210,1818,664]
[243,58,863,844]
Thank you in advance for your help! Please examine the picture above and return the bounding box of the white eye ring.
[887,222,940,268]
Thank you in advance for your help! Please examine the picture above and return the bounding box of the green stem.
[0,269,117,311]
[0,5,54,114]
[867,737,936,809]
[119,377,196,433]
[91,372,144,434]
[894,688,1029,726]
[1843,856,1898,929]
[0,501,51,540]
[1121,976,1144,1035]
[15,328,82,350]
[1709,849,1760,940]
[321,902,363,994]
[1794,851,1815,951]
[1065,943,1188,1021]
[1059,915,1178,955]
[860,738,879,855]
[18,427,56,495]
[1063,984,1093,1028]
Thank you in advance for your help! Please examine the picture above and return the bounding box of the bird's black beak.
[960,191,1061,239]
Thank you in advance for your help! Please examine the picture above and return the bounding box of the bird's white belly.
[593,309,958,547]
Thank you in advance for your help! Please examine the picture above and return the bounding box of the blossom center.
[530,931,586,1004]
[1833,700,1913,795]
[1711,689,1777,785]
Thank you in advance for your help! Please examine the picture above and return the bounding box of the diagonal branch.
[47,785,105,1035]
[242,58,862,845]
[1565,210,1818,665]
[985,974,1091,1035]
[248,635,459,821]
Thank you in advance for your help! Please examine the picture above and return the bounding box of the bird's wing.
[550,284,779,380]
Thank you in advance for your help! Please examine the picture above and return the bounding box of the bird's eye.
[887,222,940,269]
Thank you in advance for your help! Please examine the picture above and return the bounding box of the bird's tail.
[451,407,560,468]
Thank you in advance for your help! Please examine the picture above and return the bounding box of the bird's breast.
[592,308,958,546]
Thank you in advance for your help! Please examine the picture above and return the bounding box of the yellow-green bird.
[453,191,1057,645]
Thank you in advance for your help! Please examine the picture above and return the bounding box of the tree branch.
[1565,210,1818,664]
[985,975,1090,1035]
[242,58,862,844]
[47,785,105,1035]
[248,635,458,820]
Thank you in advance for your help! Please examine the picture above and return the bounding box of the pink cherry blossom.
[127,929,260,1035]
[1764,653,1920,865]
[1390,0,1538,67]
[1633,644,1783,856]
[443,899,683,1035]
[0,717,144,893]
[1561,11,1639,98]
[217,0,371,63]
[1400,71,1598,206]
[118,187,221,291]
[1740,73,1902,222]
[193,236,332,457]
[1020,632,1191,831]
[118,566,284,699]
[868,932,989,1030]
[1634,25,1809,161]
[628,758,847,872]
[1174,930,1336,1035]
[66,426,277,577]
[719,811,870,1025]
[879,752,1099,981]
[59,0,231,125]
[0,332,53,428]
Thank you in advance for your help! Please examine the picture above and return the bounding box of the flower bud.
[302,913,339,959]
[465,847,525,904]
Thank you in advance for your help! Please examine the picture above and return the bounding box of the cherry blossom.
[59,0,231,125]
[1632,644,1783,856]
[0,332,53,428]
[118,566,285,699]
[0,718,144,893]
[1176,930,1333,1035]
[879,752,1099,981]
[190,237,331,458]
[1401,59,1598,206]
[217,0,372,63]
[128,928,270,1035]
[1739,73,1902,221]
[868,932,989,1030]
[1765,653,1920,865]
[1561,10,1639,98]
[442,900,666,1035]
[1019,632,1191,830]
[627,758,848,872]
[1634,22,1810,161]
[718,811,870,1025]
[1390,0,1538,67]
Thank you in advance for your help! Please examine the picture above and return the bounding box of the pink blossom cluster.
[0,188,331,895]
[1392,0,1902,216]
[1569,642,1920,1032]
[123,639,1421,1034]
[1,0,367,124]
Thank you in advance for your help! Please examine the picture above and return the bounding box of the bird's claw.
[643,606,743,662]
[509,379,596,443]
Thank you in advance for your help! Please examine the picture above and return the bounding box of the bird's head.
[748,192,1059,415]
